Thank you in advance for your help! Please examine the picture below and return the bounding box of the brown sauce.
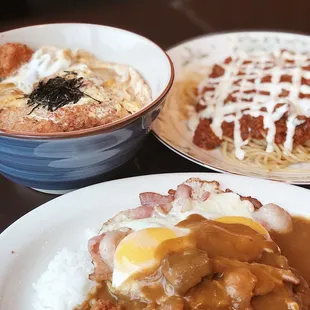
[193,115,310,150]
[78,215,310,310]
[271,216,310,285]
[193,55,310,151]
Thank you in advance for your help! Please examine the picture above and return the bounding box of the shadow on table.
[0,0,125,22]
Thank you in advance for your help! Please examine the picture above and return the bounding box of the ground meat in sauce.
[193,56,310,150]
[0,43,33,78]
[194,115,310,150]
[90,300,119,310]
[209,64,225,78]
[193,118,222,149]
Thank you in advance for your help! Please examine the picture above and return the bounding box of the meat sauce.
[78,216,310,310]
[193,115,310,150]
[193,55,310,151]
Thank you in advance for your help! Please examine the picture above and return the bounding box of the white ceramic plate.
[152,31,310,184]
[0,172,310,309]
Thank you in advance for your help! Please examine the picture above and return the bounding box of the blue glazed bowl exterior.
[0,101,164,191]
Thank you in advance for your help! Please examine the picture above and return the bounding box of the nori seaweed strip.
[25,72,101,114]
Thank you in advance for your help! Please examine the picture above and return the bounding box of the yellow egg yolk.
[112,226,193,289]
[216,216,269,237]
[115,227,179,266]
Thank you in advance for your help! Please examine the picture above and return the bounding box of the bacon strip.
[252,203,293,233]
[139,192,174,207]
[88,228,131,282]
[158,203,173,214]
[174,184,193,212]
[200,191,210,202]
[88,233,111,281]
[175,184,192,199]
[103,205,155,227]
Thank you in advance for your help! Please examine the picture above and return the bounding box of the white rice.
[33,229,96,310]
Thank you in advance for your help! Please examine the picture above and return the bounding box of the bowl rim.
[0,23,174,140]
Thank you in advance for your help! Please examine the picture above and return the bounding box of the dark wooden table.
[1,0,310,232]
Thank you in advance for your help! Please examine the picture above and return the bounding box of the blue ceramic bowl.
[0,24,174,193]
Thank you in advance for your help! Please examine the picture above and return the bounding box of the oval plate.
[1,172,310,309]
[152,31,310,184]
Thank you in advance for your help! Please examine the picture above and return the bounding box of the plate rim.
[166,29,310,52]
[151,132,310,185]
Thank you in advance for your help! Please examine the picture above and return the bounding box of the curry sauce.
[78,215,310,310]
[271,216,310,285]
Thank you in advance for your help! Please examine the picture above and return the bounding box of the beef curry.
[78,215,310,310]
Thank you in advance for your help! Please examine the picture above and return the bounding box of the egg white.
[101,191,255,233]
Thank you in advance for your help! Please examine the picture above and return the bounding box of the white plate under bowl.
[1,172,310,309]
[152,31,310,184]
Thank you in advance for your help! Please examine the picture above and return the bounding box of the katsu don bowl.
[0,23,174,193]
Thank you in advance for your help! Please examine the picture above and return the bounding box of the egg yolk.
[112,227,192,288]
[216,216,269,237]
[114,227,183,267]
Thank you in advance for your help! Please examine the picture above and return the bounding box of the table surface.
[1,0,310,232]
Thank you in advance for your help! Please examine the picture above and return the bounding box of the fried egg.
[110,214,269,295]
[112,226,190,288]
[216,216,269,237]
[93,179,292,305]
[170,192,255,220]
[100,181,268,294]
[101,192,256,234]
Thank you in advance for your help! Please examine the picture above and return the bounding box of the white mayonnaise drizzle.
[191,50,310,160]
[4,46,72,93]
